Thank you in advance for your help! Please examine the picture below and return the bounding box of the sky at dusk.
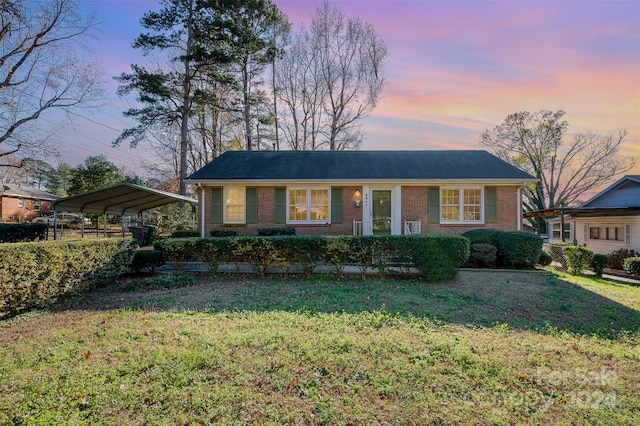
[61,0,639,180]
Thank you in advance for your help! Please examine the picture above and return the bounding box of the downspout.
[516,182,526,231]
[198,184,205,238]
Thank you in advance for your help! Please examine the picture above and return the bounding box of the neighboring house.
[542,175,640,254]
[0,183,58,222]
[187,150,536,237]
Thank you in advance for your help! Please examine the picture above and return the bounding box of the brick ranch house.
[0,183,58,222]
[186,150,537,237]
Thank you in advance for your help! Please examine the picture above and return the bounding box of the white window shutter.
[584,224,588,243]
[625,224,631,245]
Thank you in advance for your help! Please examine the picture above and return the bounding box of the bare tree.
[276,1,387,151]
[480,110,638,232]
[0,0,102,166]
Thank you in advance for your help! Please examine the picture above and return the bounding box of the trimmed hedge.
[461,228,501,247]
[258,227,296,236]
[496,231,543,269]
[0,223,48,243]
[563,246,594,275]
[170,229,199,238]
[0,238,137,318]
[538,251,553,267]
[131,250,165,273]
[209,230,237,237]
[623,257,640,277]
[156,234,470,282]
[463,229,543,269]
[467,243,497,268]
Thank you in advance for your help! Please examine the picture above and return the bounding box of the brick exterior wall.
[0,196,52,222]
[396,186,519,235]
[198,184,521,236]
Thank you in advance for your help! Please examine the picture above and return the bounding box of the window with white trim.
[17,197,23,208]
[287,188,329,223]
[440,188,483,223]
[34,199,41,211]
[224,187,245,223]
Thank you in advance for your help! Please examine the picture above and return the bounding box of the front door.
[371,190,392,235]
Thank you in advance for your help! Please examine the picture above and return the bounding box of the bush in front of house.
[563,246,594,276]
[209,229,237,237]
[538,251,553,267]
[170,229,199,238]
[258,227,296,236]
[0,223,48,243]
[467,243,498,268]
[623,257,640,277]
[411,235,470,282]
[130,250,165,273]
[156,234,470,282]
[496,231,543,269]
[461,228,501,247]
[590,254,608,277]
[607,248,638,270]
[0,238,137,318]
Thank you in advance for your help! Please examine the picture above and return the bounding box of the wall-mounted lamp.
[352,190,362,207]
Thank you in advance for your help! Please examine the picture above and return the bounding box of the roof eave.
[186,178,538,186]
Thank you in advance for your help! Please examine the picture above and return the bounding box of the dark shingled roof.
[188,150,535,181]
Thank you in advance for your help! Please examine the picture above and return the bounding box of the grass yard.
[1,270,638,425]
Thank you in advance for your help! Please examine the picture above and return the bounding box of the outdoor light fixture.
[352,190,362,207]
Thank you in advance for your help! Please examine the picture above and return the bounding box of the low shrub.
[0,223,48,243]
[607,248,637,270]
[623,257,640,277]
[467,243,497,268]
[0,238,136,318]
[170,229,199,238]
[461,228,501,246]
[258,227,295,236]
[156,234,469,281]
[411,235,470,282]
[209,229,237,237]
[590,254,608,277]
[130,250,165,273]
[496,231,543,269]
[563,246,594,276]
[120,273,196,292]
[538,251,553,267]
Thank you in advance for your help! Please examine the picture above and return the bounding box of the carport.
[51,183,197,240]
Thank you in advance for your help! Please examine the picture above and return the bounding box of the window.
[606,226,625,241]
[17,198,23,208]
[224,187,245,223]
[590,225,627,241]
[551,222,572,240]
[440,188,482,223]
[287,188,329,223]
[34,199,41,211]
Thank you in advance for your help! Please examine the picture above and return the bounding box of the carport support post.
[81,213,85,238]
[103,213,107,238]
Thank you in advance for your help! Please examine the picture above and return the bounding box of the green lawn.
[1,270,638,425]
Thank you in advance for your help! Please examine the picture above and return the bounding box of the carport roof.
[53,183,197,215]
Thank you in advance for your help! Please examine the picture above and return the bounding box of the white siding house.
[545,175,640,255]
